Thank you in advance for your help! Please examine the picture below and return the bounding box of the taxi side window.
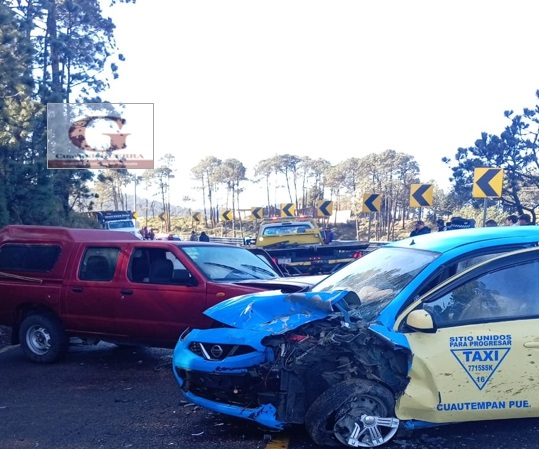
[417,249,527,298]
[455,253,505,273]
[454,244,538,274]
[424,260,539,327]
[416,252,507,298]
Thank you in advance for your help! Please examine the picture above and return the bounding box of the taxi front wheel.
[19,313,69,364]
[305,379,399,448]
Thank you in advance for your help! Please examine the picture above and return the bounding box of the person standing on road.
[485,219,498,227]
[141,226,149,239]
[518,214,532,225]
[189,230,198,241]
[410,220,431,237]
[505,215,518,226]
[323,227,334,244]
[436,219,447,232]
[199,231,210,242]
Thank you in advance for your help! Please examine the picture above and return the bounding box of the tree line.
[0,0,135,228]
[2,1,539,239]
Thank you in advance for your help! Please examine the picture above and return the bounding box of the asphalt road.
[1,338,539,449]
[0,341,279,449]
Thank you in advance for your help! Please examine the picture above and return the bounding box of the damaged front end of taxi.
[172,289,412,442]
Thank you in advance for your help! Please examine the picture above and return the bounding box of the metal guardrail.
[207,236,245,246]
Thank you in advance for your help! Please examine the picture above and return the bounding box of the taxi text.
[437,400,530,411]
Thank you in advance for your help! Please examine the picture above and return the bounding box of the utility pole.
[133,176,138,213]
[167,173,175,232]
[133,175,143,227]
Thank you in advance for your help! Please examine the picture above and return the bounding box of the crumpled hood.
[204,289,355,334]
[231,274,326,293]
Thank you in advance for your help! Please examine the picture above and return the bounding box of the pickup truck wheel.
[305,379,399,447]
[19,314,69,364]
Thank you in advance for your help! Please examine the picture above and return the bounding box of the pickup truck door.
[113,243,210,346]
[62,244,122,336]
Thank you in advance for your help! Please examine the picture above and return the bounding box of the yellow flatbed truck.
[253,218,372,275]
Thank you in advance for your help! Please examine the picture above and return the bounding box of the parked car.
[0,225,319,363]
[172,226,539,447]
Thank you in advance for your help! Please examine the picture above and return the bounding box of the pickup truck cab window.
[79,247,120,281]
[128,247,188,284]
[0,244,61,272]
[262,224,312,235]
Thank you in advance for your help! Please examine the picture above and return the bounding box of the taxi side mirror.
[405,309,436,333]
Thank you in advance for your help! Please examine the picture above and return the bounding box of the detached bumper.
[180,389,286,430]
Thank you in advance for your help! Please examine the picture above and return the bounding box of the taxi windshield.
[311,247,439,321]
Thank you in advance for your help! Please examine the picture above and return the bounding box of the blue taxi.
[172,226,539,447]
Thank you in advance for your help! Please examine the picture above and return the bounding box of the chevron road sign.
[221,209,233,221]
[280,203,296,217]
[132,211,138,220]
[410,184,433,207]
[316,200,333,217]
[362,193,381,213]
[158,212,167,221]
[473,168,504,198]
[192,212,202,222]
[251,207,264,220]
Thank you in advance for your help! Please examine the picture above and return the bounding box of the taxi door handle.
[120,289,133,295]
[523,342,539,348]
[71,287,83,293]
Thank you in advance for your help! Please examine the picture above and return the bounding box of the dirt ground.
[0,325,11,349]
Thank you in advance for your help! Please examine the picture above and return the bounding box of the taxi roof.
[387,226,539,253]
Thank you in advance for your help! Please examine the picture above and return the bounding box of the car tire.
[304,379,399,448]
[19,313,69,364]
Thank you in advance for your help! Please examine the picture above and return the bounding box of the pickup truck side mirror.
[172,269,198,286]
[405,309,436,333]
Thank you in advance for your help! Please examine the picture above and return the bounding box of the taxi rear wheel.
[305,379,399,447]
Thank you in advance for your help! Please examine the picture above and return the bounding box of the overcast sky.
[102,0,539,209]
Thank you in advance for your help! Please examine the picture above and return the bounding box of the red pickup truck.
[0,225,317,363]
